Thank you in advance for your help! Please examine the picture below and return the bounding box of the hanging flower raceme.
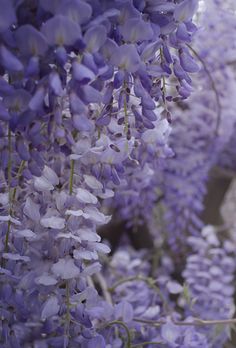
[0,0,207,346]
[159,0,236,250]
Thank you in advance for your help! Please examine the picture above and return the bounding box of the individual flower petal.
[146,64,168,78]
[101,38,119,61]
[82,262,101,276]
[174,0,198,23]
[161,320,180,344]
[84,175,103,190]
[49,72,64,96]
[0,45,23,72]
[29,87,45,111]
[0,0,16,33]
[26,56,40,76]
[96,114,111,127]
[23,197,40,222]
[35,273,58,286]
[41,296,60,320]
[70,92,88,114]
[167,281,183,294]
[55,45,67,64]
[115,301,133,323]
[78,228,101,242]
[34,176,54,191]
[96,189,114,199]
[0,215,21,225]
[40,216,65,229]
[15,229,37,240]
[65,209,85,217]
[173,58,191,83]
[176,23,191,42]
[0,101,10,121]
[0,192,8,206]
[110,44,141,72]
[84,25,107,53]
[41,15,81,46]
[4,89,31,113]
[162,43,173,64]
[43,166,59,186]
[56,232,81,243]
[16,137,30,161]
[91,242,111,254]
[142,305,161,319]
[51,258,80,279]
[81,85,102,104]
[87,335,106,348]
[84,206,111,225]
[2,253,30,262]
[140,40,162,61]
[113,70,125,88]
[142,108,157,121]
[73,114,94,132]
[56,0,92,24]
[40,0,65,13]
[0,76,13,95]
[209,280,223,292]
[73,249,98,261]
[76,188,98,204]
[179,49,199,73]
[82,52,98,74]
[15,25,48,56]
[120,18,153,43]
[72,61,95,83]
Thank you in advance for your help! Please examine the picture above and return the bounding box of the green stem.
[12,160,25,202]
[94,273,113,305]
[132,341,164,347]
[133,316,236,327]
[1,158,25,268]
[104,320,132,348]
[159,48,167,107]
[172,317,236,326]
[7,128,12,198]
[64,281,71,347]
[133,318,165,327]
[3,220,11,256]
[64,159,75,345]
[69,159,74,195]
[123,83,129,135]
[1,130,12,265]
[66,281,71,322]
[109,275,167,309]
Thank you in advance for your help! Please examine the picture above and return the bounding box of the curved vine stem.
[1,128,25,267]
[103,320,132,348]
[108,275,169,311]
[94,272,113,305]
[133,316,236,327]
[132,341,165,347]
[172,317,236,326]
[64,159,75,347]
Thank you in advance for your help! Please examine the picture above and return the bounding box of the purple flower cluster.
[0,0,202,346]
[183,225,235,347]
[1,0,236,348]
[159,0,236,249]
